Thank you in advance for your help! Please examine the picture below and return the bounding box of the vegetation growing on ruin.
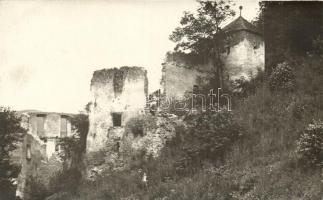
[91,67,147,87]
[26,113,89,200]
[12,1,323,200]
[38,2,322,200]
[44,41,322,200]
[0,107,26,200]
[169,0,237,87]
[164,51,211,69]
[125,115,157,138]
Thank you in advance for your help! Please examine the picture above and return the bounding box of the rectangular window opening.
[112,113,122,127]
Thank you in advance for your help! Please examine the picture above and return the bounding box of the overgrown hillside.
[30,1,322,200]
[39,51,322,200]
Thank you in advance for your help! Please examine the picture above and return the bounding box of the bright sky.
[0,0,259,113]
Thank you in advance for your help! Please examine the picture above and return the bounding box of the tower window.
[112,113,122,127]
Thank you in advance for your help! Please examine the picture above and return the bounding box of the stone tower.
[87,66,148,153]
[222,14,264,80]
[161,13,264,100]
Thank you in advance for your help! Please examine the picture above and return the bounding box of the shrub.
[231,68,265,99]
[125,115,157,137]
[172,111,244,171]
[269,62,295,91]
[48,168,82,195]
[0,107,26,200]
[312,36,323,55]
[296,120,323,167]
[27,176,50,200]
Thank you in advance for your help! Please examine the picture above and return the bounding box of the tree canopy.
[169,0,235,56]
[169,0,236,88]
[0,107,26,199]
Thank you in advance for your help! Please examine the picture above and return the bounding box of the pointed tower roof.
[222,16,262,35]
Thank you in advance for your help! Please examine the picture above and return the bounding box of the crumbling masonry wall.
[15,112,75,200]
[161,62,214,100]
[87,67,148,153]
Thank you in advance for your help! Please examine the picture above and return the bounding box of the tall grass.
[42,55,322,200]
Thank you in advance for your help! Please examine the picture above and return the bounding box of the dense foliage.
[296,120,323,167]
[42,58,323,199]
[59,114,89,166]
[169,0,235,55]
[53,114,89,194]
[268,61,295,91]
[125,115,157,138]
[35,2,323,200]
[173,111,243,170]
[170,0,236,87]
[231,68,265,99]
[0,107,26,200]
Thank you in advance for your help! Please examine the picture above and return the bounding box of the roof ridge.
[222,16,261,35]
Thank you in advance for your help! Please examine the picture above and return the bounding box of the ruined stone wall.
[27,112,73,158]
[87,67,148,153]
[222,30,264,80]
[16,134,47,199]
[15,112,75,200]
[161,31,264,99]
[161,62,214,100]
[28,113,72,138]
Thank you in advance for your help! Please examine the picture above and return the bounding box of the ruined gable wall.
[16,112,75,199]
[16,133,65,200]
[87,67,148,153]
[28,113,72,138]
[222,30,264,80]
[28,113,73,158]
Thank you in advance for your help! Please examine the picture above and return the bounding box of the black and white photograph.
[0,0,322,199]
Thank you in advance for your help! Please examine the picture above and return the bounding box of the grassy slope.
[46,56,322,200]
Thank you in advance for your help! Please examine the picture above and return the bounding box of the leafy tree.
[169,111,243,174]
[169,0,235,88]
[59,113,89,169]
[0,107,26,199]
[251,2,265,32]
